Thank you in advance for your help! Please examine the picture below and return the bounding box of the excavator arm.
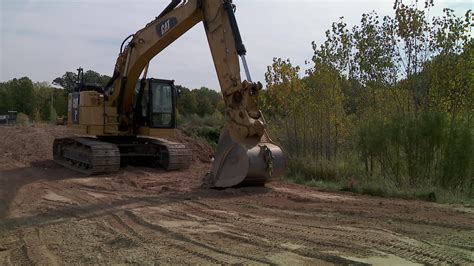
[107,0,284,187]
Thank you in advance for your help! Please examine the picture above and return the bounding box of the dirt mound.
[0,124,71,167]
[167,130,214,163]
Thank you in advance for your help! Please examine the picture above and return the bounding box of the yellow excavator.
[54,0,285,187]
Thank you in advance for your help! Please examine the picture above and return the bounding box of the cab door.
[148,79,176,129]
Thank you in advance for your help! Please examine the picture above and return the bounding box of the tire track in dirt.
[223,198,473,263]
[93,210,240,264]
[35,181,110,222]
[173,199,472,264]
[37,181,149,221]
[1,228,59,265]
[431,231,474,251]
[5,245,31,265]
[299,222,471,264]
[112,210,239,264]
[278,222,468,264]
[210,197,473,264]
[106,213,149,242]
[165,201,365,264]
[12,228,60,265]
[121,209,274,264]
[255,213,470,264]
[0,235,25,265]
[39,181,100,205]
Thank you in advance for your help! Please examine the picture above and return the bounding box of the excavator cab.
[133,78,177,130]
[149,80,175,128]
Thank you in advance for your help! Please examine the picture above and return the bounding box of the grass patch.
[284,174,473,204]
[282,156,473,205]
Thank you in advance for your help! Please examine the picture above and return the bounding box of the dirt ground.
[0,124,472,265]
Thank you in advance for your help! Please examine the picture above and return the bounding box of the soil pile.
[167,130,214,163]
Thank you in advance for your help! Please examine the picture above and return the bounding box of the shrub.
[16,112,29,126]
[179,111,224,147]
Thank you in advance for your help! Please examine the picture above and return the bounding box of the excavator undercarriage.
[53,136,192,175]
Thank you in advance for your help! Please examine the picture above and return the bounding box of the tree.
[83,70,112,86]
[33,82,68,121]
[0,82,12,114]
[176,85,221,118]
[426,9,473,123]
[53,69,112,93]
[264,58,305,156]
[176,85,197,116]
[53,71,77,93]
[6,77,35,116]
[193,87,219,117]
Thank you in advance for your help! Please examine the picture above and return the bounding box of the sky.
[0,0,471,90]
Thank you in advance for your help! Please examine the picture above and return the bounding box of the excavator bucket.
[205,128,285,187]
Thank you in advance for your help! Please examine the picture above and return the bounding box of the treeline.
[176,85,223,117]
[262,1,473,198]
[0,77,67,121]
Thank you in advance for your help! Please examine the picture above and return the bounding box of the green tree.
[6,77,35,116]
[264,57,305,156]
[193,87,219,117]
[32,82,68,121]
[176,85,197,116]
[0,82,12,114]
[83,70,112,86]
[52,88,68,117]
[53,71,77,93]
[53,69,111,93]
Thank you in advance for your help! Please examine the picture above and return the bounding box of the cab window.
[150,82,174,128]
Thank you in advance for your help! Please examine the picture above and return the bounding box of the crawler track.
[53,137,120,175]
[53,137,192,175]
[147,138,192,170]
